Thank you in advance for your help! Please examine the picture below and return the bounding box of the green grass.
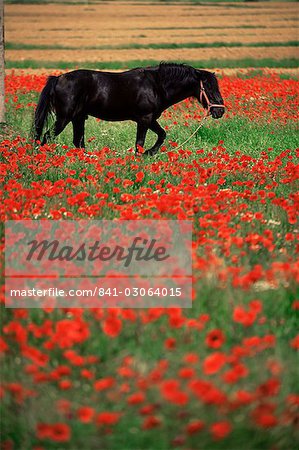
[5,58,299,70]
[5,41,299,51]
[7,90,299,157]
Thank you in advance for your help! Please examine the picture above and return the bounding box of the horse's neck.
[162,78,197,108]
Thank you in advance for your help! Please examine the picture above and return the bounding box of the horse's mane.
[158,62,198,84]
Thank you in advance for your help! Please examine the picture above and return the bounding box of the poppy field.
[1,69,299,449]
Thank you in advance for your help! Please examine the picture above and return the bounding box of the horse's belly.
[87,89,156,121]
[90,110,133,121]
[87,105,135,122]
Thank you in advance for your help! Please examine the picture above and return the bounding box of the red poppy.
[186,420,205,434]
[142,416,161,430]
[178,367,195,379]
[77,406,95,423]
[136,171,145,182]
[205,329,226,349]
[210,421,232,440]
[139,404,156,415]
[102,316,122,338]
[0,337,8,353]
[233,390,255,406]
[233,306,257,327]
[164,337,176,349]
[94,377,115,391]
[58,380,72,390]
[50,423,71,442]
[96,412,120,426]
[290,335,299,349]
[203,352,227,375]
[251,404,278,428]
[36,423,71,442]
[127,392,145,405]
[183,353,199,364]
[161,380,188,405]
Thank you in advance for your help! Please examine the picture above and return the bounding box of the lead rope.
[176,114,209,149]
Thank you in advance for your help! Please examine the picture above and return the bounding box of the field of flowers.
[1,69,299,449]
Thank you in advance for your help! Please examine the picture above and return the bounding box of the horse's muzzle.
[210,106,225,119]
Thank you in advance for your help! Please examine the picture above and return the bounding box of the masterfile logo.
[5,220,192,308]
[25,236,170,267]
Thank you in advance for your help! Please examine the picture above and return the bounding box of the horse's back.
[57,68,147,86]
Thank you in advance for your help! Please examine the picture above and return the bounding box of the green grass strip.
[5,41,299,51]
[5,58,299,70]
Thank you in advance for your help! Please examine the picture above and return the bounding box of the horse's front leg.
[135,120,149,155]
[72,115,86,148]
[143,120,166,156]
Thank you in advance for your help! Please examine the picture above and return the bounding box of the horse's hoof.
[143,149,158,157]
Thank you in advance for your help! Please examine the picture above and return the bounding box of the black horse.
[35,62,225,156]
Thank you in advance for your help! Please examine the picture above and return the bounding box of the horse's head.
[196,70,225,119]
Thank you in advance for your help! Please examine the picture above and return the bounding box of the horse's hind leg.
[35,124,43,143]
[42,116,70,145]
[143,120,166,156]
[72,116,86,148]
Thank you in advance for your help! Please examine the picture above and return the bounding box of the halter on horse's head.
[199,80,225,118]
[197,70,225,119]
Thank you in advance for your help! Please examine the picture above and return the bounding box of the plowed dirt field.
[5,1,299,65]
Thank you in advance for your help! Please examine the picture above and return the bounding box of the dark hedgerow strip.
[5,58,299,70]
[5,41,299,51]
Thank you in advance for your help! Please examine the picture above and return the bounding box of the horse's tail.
[34,75,58,142]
